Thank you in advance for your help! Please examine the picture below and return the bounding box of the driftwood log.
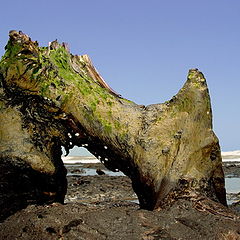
[0,31,226,221]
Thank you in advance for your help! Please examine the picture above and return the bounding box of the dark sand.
[0,161,239,239]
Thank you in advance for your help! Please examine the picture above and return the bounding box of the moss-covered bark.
[0,31,226,218]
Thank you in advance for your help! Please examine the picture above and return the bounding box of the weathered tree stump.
[0,31,226,220]
[0,78,69,221]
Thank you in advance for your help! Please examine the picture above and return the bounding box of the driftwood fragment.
[0,31,227,221]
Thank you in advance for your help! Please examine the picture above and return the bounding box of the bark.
[0,78,69,221]
[0,31,226,219]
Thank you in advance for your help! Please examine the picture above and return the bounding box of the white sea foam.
[222,158,240,162]
[221,150,240,156]
[62,156,100,164]
[222,150,240,162]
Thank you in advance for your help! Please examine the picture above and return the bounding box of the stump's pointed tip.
[187,68,206,83]
[188,68,203,77]
[189,68,199,72]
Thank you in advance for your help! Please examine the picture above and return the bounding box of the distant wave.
[62,156,100,164]
[221,150,240,157]
[222,150,240,162]
[62,150,240,164]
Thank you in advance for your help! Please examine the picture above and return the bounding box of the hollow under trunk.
[0,31,226,220]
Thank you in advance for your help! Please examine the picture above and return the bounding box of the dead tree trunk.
[0,76,70,221]
[0,31,226,219]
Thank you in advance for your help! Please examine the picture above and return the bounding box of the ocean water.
[67,167,125,177]
[225,178,240,193]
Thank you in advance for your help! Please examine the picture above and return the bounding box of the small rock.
[96,169,105,175]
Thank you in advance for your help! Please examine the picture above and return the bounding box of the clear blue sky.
[0,0,239,152]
